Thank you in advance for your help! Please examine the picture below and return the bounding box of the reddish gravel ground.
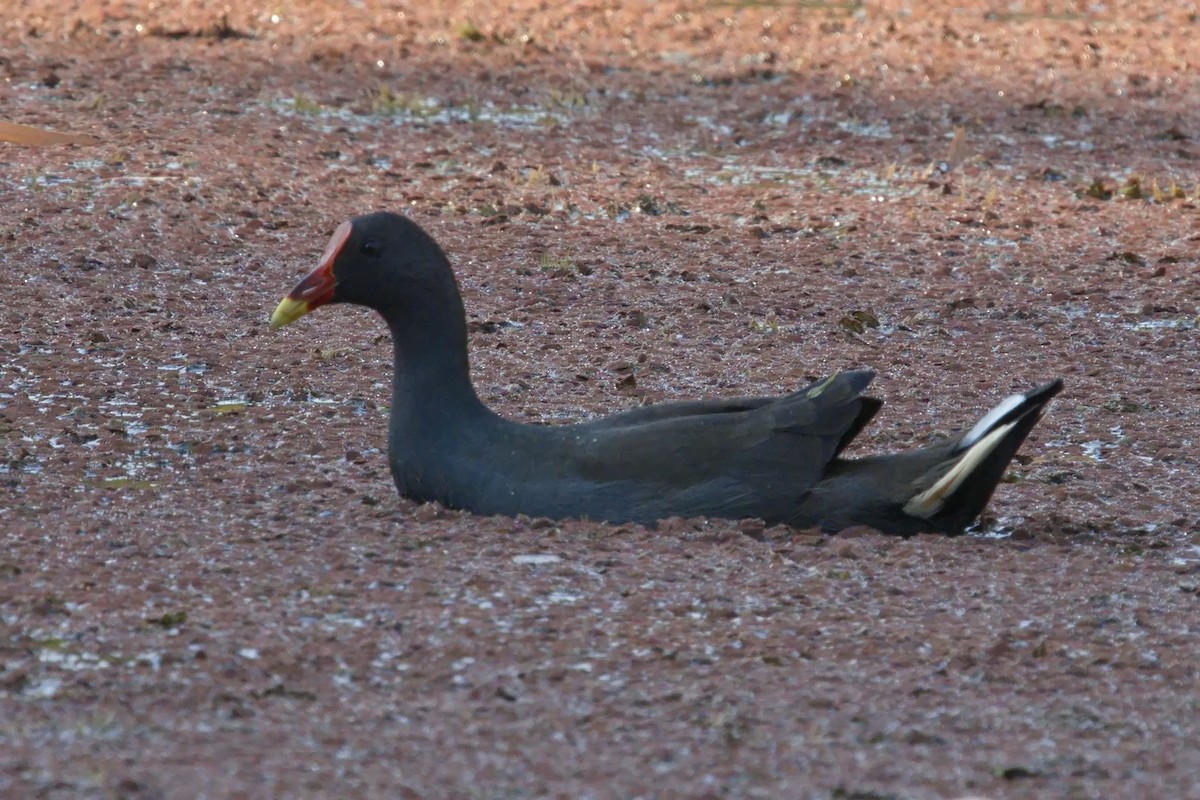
[2,2,1199,798]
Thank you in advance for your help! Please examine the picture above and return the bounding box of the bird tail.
[903,379,1064,532]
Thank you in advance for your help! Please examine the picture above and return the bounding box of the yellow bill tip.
[269,296,311,330]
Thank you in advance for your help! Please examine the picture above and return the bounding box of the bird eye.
[360,240,382,257]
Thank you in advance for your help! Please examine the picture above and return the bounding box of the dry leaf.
[0,120,99,146]
[945,126,969,170]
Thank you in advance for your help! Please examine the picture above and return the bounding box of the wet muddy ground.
[2,1,1199,798]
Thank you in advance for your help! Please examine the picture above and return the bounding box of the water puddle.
[1128,317,1197,331]
[1052,309,1198,332]
[267,94,582,134]
[677,157,932,198]
[836,119,893,139]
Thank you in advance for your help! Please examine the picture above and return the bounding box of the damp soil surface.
[2,2,1199,798]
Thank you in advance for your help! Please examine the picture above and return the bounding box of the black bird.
[270,212,1062,535]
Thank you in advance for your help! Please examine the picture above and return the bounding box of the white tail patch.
[960,393,1024,450]
[904,421,1016,519]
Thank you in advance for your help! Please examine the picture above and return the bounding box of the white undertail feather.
[959,393,1024,450]
[903,421,1016,519]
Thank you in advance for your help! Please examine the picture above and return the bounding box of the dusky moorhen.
[270,212,1062,535]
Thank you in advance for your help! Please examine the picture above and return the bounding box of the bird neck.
[382,292,490,428]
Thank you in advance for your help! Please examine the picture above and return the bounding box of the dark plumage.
[270,212,1062,535]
